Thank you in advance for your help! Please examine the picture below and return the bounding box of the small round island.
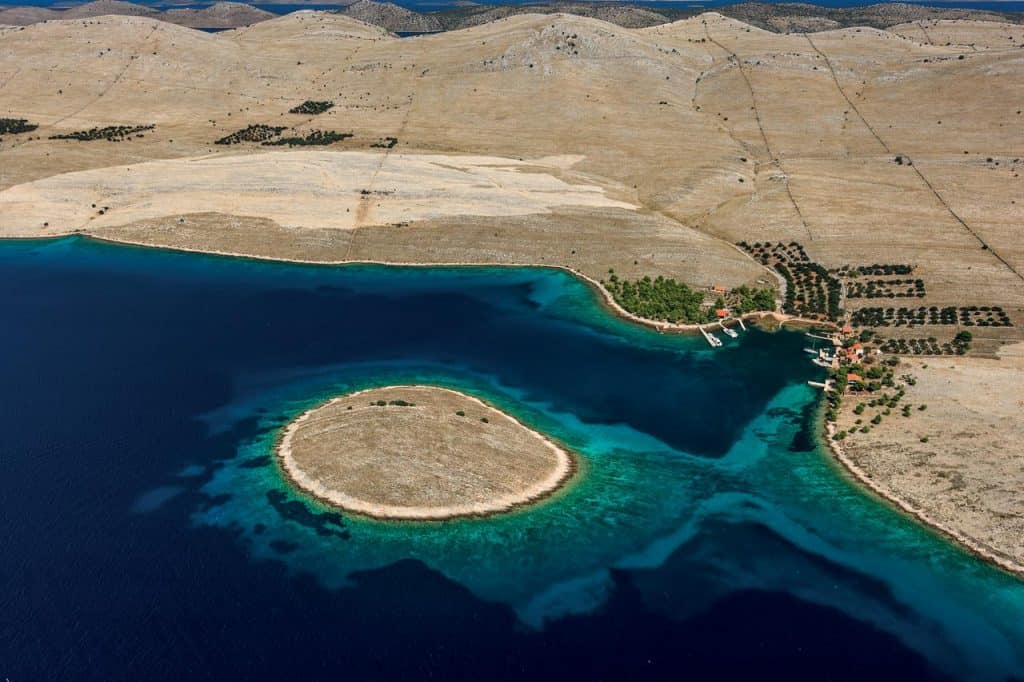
[277,385,575,520]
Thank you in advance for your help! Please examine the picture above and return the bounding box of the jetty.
[698,325,722,348]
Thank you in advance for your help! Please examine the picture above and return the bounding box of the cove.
[1,236,1022,681]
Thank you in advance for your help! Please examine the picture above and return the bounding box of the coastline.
[274,385,579,521]
[5,232,1019,578]
[823,422,1024,579]
[78,232,830,336]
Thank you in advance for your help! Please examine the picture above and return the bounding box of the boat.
[803,347,818,354]
[707,332,723,347]
[812,358,833,368]
[722,327,738,338]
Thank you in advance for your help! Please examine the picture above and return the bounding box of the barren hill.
[0,5,60,25]
[161,2,276,29]
[342,0,442,33]
[61,0,158,20]
[1,10,1020,304]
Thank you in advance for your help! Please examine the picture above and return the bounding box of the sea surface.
[1,237,1023,680]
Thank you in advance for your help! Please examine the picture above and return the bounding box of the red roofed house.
[715,309,730,319]
[847,373,863,383]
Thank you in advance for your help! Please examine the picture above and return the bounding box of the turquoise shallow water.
[1,236,1022,680]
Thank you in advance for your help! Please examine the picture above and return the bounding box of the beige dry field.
[278,385,574,519]
[0,10,1021,562]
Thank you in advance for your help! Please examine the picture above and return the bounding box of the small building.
[715,308,730,319]
[841,324,854,336]
[847,373,863,383]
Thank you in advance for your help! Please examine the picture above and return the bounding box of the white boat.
[812,358,833,368]
[722,327,739,338]
[803,347,818,354]
[708,333,723,347]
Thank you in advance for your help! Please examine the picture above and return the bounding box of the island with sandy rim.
[276,385,576,520]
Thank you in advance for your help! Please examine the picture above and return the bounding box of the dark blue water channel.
[1,237,1022,681]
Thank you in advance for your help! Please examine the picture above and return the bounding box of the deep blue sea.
[1,237,1023,681]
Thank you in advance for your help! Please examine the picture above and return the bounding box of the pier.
[698,325,722,348]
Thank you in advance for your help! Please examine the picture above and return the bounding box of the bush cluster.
[835,264,913,277]
[50,124,154,142]
[845,278,925,299]
[850,306,958,327]
[0,118,38,135]
[263,130,353,147]
[289,100,334,115]
[214,124,286,145]
[729,285,776,314]
[851,306,1013,328]
[959,306,1012,327]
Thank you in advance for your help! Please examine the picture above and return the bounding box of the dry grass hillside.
[0,12,1018,310]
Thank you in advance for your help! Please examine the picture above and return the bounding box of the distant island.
[1,0,1021,31]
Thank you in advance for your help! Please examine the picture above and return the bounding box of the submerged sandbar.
[277,385,575,520]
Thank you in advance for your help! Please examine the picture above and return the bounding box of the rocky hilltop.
[162,2,276,29]
[61,0,157,19]
[341,0,442,33]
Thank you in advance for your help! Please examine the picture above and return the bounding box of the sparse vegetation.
[851,306,958,327]
[214,124,286,145]
[0,118,38,135]
[263,130,353,147]
[289,100,334,115]
[836,264,914,277]
[50,124,154,142]
[845,278,925,299]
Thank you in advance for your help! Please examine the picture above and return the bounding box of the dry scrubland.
[0,11,1022,559]
[835,343,1024,570]
[279,386,574,519]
